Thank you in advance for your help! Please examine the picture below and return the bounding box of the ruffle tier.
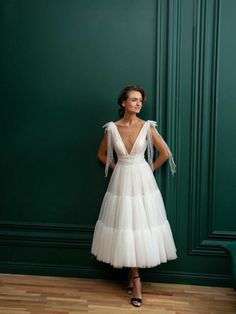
[91,189,177,268]
[91,220,177,268]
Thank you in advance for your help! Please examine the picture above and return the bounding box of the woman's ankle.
[130,267,139,278]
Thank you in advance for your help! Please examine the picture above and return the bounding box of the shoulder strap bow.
[147,120,176,176]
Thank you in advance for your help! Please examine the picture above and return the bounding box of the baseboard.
[0,262,232,288]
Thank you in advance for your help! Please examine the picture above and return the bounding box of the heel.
[131,276,142,307]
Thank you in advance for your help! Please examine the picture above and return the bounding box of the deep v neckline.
[112,121,147,155]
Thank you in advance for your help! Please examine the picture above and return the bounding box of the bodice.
[102,120,176,177]
[111,121,148,158]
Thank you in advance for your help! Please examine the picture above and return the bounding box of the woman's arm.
[97,133,115,169]
[150,127,169,171]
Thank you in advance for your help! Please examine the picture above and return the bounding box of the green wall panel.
[0,0,155,225]
[213,0,236,232]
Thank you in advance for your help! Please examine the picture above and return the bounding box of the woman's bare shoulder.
[113,119,122,126]
[138,118,146,125]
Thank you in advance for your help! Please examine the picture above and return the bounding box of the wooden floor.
[0,274,235,314]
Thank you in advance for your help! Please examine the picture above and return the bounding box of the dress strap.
[147,120,176,176]
[102,122,114,177]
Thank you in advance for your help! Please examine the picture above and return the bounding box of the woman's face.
[123,91,143,115]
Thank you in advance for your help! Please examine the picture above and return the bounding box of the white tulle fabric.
[147,120,176,175]
[91,120,177,268]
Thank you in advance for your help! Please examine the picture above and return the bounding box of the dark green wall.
[0,0,235,287]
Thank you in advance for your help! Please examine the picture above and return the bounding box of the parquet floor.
[0,274,235,314]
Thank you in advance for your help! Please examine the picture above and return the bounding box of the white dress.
[91,120,177,268]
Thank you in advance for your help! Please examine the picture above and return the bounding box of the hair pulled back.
[117,85,146,117]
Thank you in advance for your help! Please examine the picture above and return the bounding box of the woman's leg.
[126,268,133,294]
[130,267,139,277]
[130,267,142,307]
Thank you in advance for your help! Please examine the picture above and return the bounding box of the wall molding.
[188,0,235,257]
[165,0,181,238]
[0,261,231,287]
[155,0,181,238]
[0,221,93,248]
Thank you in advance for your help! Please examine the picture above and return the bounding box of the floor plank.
[0,274,235,313]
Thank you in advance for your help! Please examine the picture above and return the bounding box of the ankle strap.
[132,275,140,279]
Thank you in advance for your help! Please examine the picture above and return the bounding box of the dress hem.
[91,253,177,269]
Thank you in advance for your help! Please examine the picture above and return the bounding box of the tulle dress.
[91,120,177,268]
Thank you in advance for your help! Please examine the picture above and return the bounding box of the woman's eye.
[130,98,143,102]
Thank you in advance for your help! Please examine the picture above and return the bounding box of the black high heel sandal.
[126,286,133,295]
[131,275,142,307]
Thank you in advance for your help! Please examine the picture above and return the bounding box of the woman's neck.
[121,113,139,125]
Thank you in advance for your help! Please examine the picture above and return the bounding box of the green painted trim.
[0,221,93,248]
[155,0,180,238]
[0,262,231,287]
[0,221,94,231]
[204,0,236,240]
[165,0,181,237]
[188,0,207,256]
[207,0,220,239]
[221,243,236,290]
[155,0,167,190]
[210,231,236,238]
[188,0,235,256]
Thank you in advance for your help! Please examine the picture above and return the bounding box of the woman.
[91,85,177,307]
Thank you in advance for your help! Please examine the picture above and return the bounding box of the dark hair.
[117,85,146,117]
